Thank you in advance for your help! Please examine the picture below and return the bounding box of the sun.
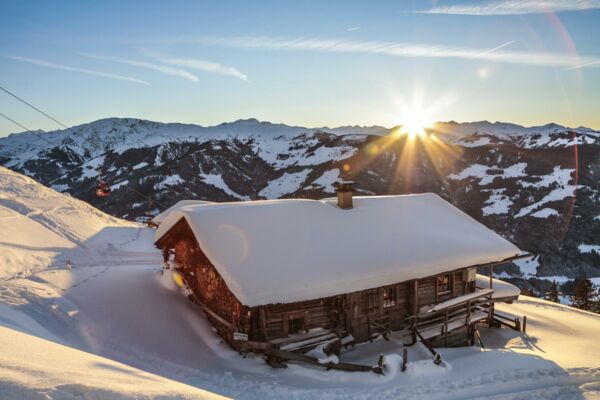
[397,109,434,139]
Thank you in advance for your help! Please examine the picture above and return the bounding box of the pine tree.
[544,281,560,303]
[570,278,598,311]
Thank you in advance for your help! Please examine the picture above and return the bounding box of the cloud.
[473,41,515,57]
[5,55,150,85]
[81,53,199,82]
[141,51,248,81]
[184,36,599,69]
[346,27,360,32]
[415,0,600,15]
[565,60,600,70]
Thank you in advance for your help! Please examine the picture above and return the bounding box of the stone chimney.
[334,181,355,209]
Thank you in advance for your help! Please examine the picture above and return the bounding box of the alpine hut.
[154,184,525,367]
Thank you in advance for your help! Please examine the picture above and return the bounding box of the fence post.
[402,348,408,372]
[522,316,527,333]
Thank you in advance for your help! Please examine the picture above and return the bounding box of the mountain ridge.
[1,117,598,295]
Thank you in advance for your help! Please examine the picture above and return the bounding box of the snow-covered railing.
[408,289,494,348]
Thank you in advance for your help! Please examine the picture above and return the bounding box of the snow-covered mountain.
[0,168,599,399]
[1,118,599,292]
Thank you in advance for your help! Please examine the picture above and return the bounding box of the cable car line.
[0,108,169,214]
[0,85,69,129]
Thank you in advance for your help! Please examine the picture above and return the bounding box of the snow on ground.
[110,179,129,191]
[516,167,576,217]
[258,169,312,198]
[200,173,249,200]
[513,255,540,277]
[0,167,156,279]
[1,168,599,399]
[531,208,560,218]
[307,168,342,192]
[0,324,225,400]
[156,174,185,189]
[482,189,513,216]
[448,163,527,185]
[2,263,599,400]
[579,244,600,255]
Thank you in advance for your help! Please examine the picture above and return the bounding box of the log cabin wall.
[410,269,475,314]
[156,219,250,344]
[249,297,336,341]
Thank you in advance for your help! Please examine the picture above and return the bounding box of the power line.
[0,108,169,211]
[0,85,69,129]
[0,85,184,211]
[0,111,34,133]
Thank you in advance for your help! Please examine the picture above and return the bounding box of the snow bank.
[0,325,227,399]
[156,194,520,306]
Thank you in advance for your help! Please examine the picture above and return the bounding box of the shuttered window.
[437,274,451,294]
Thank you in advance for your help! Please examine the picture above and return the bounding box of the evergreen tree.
[544,281,560,303]
[570,278,598,311]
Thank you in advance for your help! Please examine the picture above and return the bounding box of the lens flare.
[398,110,434,139]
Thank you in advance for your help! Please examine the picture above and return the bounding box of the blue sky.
[1,0,599,136]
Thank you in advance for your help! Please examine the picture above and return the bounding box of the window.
[437,274,451,294]
[288,316,305,334]
[383,287,397,308]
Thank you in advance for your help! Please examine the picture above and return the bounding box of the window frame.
[382,286,397,308]
[437,273,452,295]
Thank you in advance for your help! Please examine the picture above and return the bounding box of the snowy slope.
[0,324,226,400]
[2,263,599,399]
[0,170,599,399]
[0,166,157,278]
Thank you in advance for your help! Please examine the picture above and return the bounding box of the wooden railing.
[406,290,494,360]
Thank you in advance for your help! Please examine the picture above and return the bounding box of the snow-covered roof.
[154,194,521,307]
[150,200,214,226]
[476,274,521,300]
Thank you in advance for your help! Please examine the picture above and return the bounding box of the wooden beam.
[259,307,268,341]
[412,280,419,315]
[265,347,378,373]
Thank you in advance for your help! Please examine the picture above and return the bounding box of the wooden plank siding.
[156,217,480,348]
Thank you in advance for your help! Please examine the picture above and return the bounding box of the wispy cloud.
[415,0,600,15]
[141,51,248,81]
[566,60,600,70]
[182,36,599,69]
[473,41,515,57]
[5,55,150,85]
[81,53,199,82]
[346,26,360,32]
